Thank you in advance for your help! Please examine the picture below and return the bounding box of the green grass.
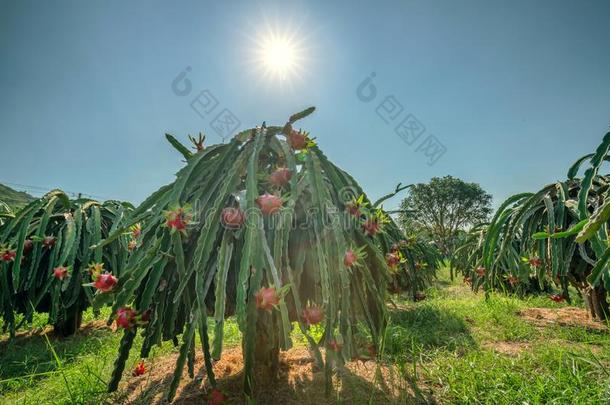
[386,269,610,404]
[1,268,609,404]
[0,310,246,404]
[0,307,180,404]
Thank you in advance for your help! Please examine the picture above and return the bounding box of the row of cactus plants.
[455,129,610,320]
[93,107,435,401]
[0,190,133,336]
[387,234,439,300]
[453,224,553,296]
[341,186,440,300]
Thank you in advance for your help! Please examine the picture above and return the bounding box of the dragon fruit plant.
[99,107,415,401]
[384,234,440,299]
[0,190,133,336]
[455,129,610,321]
[452,224,552,296]
[345,188,441,300]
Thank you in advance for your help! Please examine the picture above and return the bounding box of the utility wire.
[0,181,118,202]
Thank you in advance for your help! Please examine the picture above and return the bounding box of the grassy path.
[1,269,609,404]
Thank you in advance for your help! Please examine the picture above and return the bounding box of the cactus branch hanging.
[101,107,419,400]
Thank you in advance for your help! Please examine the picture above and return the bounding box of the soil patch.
[483,341,530,356]
[519,307,606,331]
[113,346,435,404]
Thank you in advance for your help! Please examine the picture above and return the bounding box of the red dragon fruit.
[23,239,33,255]
[268,167,292,187]
[528,257,542,268]
[164,206,192,234]
[94,273,118,293]
[286,129,310,150]
[132,361,146,376]
[116,307,137,329]
[53,266,69,280]
[343,249,359,267]
[256,193,283,215]
[302,305,324,325]
[221,207,245,229]
[363,210,388,237]
[362,218,380,236]
[475,266,486,277]
[1,249,16,262]
[507,275,519,286]
[42,236,56,249]
[549,294,565,303]
[386,252,401,268]
[345,202,361,217]
[255,287,280,312]
[345,195,366,218]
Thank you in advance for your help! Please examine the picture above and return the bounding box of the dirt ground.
[112,346,433,405]
[482,341,531,356]
[108,306,607,404]
[519,306,607,331]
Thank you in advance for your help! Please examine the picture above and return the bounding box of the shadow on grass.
[431,278,453,289]
[0,320,115,389]
[385,304,476,356]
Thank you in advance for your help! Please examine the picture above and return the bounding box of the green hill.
[0,183,34,211]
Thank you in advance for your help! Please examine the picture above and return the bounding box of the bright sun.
[262,37,296,77]
[253,30,304,82]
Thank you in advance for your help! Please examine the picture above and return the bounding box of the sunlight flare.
[251,29,306,82]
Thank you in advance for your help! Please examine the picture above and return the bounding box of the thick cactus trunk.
[253,311,280,380]
[243,311,280,397]
[587,285,610,321]
[53,308,83,337]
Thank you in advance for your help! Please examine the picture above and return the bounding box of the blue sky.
[1,0,609,209]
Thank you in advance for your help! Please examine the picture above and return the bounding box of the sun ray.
[245,23,309,85]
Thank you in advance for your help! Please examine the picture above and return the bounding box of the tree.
[101,108,413,401]
[399,176,492,258]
